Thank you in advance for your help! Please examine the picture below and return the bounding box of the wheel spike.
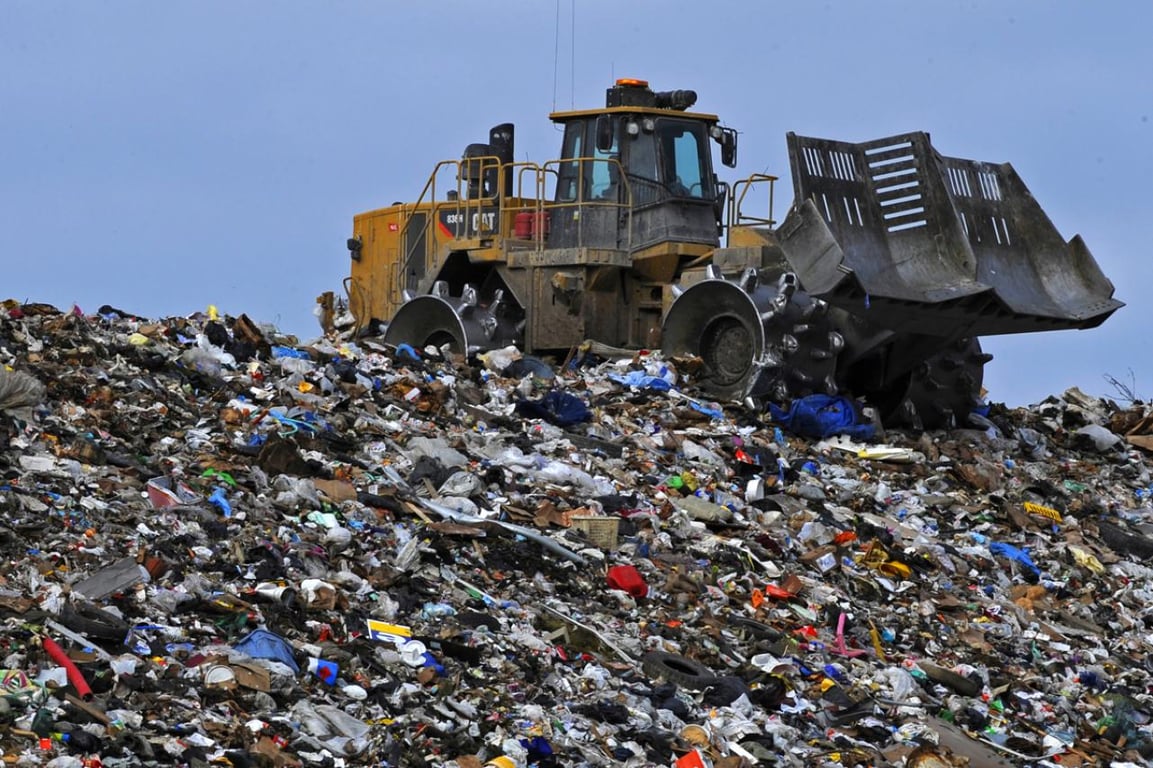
[738,268,759,293]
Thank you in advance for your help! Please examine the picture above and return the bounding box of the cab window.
[657,119,711,199]
[627,131,658,180]
[586,119,619,200]
[556,121,584,202]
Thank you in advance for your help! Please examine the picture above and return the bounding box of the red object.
[675,750,707,768]
[514,212,533,239]
[145,477,198,509]
[41,636,93,701]
[606,565,648,598]
[513,211,550,239]
[764,584,794,600]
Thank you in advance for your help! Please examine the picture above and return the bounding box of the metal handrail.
[396,155,504,296]
[505,163,555,250]
[342,276,369,334]
[395,159,451,299]
[727,173,779,246]
[394,155,637,302]
[541,156,633,251]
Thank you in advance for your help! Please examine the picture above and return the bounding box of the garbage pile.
[6,301,1153,768]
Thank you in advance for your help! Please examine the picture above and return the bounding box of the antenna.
[570,0,575,109]
[552,0,561,113]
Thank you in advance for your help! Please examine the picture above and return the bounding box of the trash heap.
[5,302,1153,768]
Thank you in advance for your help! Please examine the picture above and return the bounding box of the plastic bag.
[0,369,44,412]
[769,395,875,440]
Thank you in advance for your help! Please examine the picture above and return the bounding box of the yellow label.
[366,620,412,642]
[1024,501,1062,523]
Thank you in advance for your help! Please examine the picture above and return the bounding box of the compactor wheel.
[662,267,843,403]
[886,337,991,430]
[383,281,521,355]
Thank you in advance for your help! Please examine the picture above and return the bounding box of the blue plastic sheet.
[521,736,554,761]
[989,541,1040,575]
[270,346,310,360]
[394,343,421,362]
[514,390,592,427]
[769,395,875,440]
[207,487,232,517]
[233,629,300,673]
[268,409,324,435]
[608,371,672,391]
[689,400,724,419]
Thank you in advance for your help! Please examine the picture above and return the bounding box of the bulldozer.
[333,78,1122,428]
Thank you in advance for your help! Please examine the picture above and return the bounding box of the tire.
[1098,521,1153,560]
[641,651,718,691]
[727,616,783,642]
[59,601,131,643]
[916,661,982,697]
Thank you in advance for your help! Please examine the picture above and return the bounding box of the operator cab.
[547,79,738,262]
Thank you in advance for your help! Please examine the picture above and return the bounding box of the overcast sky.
[2,2,1150,408]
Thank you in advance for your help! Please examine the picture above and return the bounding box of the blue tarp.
[514,391,592,427]
[769,395,875,441]
[608,371,672,391]
[233,629,300,673]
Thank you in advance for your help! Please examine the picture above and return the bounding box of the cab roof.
[549,106,720,123]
